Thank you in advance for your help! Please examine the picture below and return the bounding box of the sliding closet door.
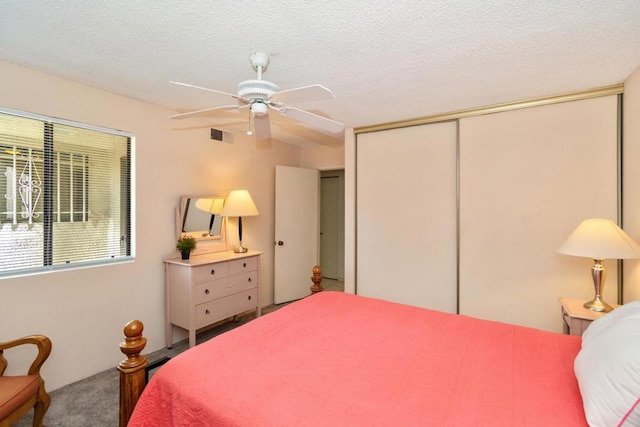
[459,95,619,332]
[356,122,457,313]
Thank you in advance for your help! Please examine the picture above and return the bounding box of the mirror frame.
[176,195,226,242]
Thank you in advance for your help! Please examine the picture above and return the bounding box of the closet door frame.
[350,85,624,331]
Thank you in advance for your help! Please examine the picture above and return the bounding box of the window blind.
[0,108,134,277]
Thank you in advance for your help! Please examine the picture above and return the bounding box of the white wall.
[0,61,304,390]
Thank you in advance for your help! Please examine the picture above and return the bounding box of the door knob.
[277,241,284,246]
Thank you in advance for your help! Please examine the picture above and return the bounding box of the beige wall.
[623,64,640,301]
[299,140,344,170]
[0,60,311,390]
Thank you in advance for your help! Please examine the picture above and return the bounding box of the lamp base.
[233,245,248,253]
[583,297,613,313]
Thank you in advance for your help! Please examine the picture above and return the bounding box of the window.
[0,108,134,276]
[1,147,89,224]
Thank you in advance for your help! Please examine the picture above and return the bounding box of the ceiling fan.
[169,52,344,140]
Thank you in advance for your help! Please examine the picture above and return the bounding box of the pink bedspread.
[129,292,587,426]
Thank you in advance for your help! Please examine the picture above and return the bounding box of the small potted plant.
[176,236,197,260]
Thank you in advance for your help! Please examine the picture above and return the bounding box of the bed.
[124,291,640,426]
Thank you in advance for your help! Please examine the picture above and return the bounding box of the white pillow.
[574,301,640,427]
[581,301,640,347]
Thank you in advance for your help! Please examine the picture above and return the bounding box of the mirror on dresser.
[176,195,226,245]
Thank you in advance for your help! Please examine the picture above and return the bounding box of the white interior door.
[274,165,319,304]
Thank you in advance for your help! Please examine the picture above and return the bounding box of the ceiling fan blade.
[270,84,335,105]
[253,114,271,140]
[170,81,244,102]
[170,105,245,120]
[276,106,344,134]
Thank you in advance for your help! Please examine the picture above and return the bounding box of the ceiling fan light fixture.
[251,102,268,117]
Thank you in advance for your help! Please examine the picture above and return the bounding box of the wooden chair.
[0,335,52,427]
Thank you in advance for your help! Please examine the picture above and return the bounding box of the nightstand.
[559,297,618,336]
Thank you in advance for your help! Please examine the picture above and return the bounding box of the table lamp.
[194,197,225,235]
[194,197,225,215]
[220,190,259,253]
[557,218,640,312]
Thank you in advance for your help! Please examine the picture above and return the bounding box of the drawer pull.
[248,278,252,283]
[205,289,210,294]
[210,269,216,275]
[205,309,210,315]
[243,262,247,268]
[247,295,252,300]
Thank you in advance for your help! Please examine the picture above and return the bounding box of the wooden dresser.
[165,250,262,348]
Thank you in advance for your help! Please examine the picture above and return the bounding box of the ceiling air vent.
[210,128,235,144]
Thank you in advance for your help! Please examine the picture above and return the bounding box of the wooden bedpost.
[118,319,148,427]
[310,265,323,294]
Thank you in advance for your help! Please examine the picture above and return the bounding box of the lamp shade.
[220,190,259,217]
[194,197,225,214]
[557,218,640,259]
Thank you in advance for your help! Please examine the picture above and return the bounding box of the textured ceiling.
[1,1,639,147]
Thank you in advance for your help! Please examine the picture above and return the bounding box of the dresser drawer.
[196,288,258,328]
[228,256,258,275]
[192,262,229,283]
[195,271,258,304]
